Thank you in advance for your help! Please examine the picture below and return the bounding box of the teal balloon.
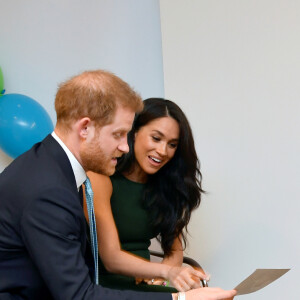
[0,67,4,96]
[0,93,54,158]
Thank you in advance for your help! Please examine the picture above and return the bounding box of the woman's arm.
[143,237,183,286]
[161,237,183,267]
[147,237,207,289]
[84,172,207,291]
[146,237,183,285]
[85,171,171,278]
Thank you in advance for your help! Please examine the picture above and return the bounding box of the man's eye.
[114,133,122,138]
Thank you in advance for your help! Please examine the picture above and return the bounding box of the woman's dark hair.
[117,98,204,256]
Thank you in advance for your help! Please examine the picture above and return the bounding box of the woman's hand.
[136,277,168,286]
[167,266,209,291]
[136,266,209,291]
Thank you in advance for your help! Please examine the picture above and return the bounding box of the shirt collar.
[51,132,86,189]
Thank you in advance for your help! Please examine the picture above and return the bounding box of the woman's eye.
[169,143,178,149]
[152,136,160,142]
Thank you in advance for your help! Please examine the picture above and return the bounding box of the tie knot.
[84,176,91,187]
[84,177,93,198]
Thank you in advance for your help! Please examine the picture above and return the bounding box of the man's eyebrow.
[113,127,130,133]
[151,130,179,142]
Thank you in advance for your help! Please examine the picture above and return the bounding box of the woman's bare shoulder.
[86,171,113,193]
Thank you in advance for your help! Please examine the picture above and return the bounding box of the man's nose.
[118,140,130,153]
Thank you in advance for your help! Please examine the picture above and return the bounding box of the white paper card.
[234,269,290,295]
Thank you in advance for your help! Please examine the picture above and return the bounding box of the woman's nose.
[156,143,167,156]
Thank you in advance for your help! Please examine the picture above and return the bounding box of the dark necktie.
[78,186,83,207]
[84,177,99,285]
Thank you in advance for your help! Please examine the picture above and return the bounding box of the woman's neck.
[123,162,148,183]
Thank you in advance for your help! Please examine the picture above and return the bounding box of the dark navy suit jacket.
[0,135,170,300]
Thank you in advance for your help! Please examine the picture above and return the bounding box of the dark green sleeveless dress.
[98,173,177,293]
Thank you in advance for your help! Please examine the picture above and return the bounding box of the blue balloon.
[0,93,54,158]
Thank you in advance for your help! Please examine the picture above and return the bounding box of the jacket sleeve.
[21,186,171,300]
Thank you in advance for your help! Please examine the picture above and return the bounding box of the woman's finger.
[174,279,192,292]
[190,268,209,280]
[146,278,165,285]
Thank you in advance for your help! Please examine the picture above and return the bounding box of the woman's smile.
[148,155,163,167]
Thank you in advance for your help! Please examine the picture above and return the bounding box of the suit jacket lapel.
[42,134,78,194]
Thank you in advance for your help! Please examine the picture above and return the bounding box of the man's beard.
[80,141,115,176]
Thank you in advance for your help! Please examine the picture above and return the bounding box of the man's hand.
[172,287,237,300]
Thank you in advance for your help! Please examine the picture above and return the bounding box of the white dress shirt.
[51,132,86,190]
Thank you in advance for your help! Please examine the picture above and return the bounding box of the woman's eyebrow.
[151,130,164,136]
[151,130,179,142]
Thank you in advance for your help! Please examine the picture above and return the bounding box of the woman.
[85,98,207,292]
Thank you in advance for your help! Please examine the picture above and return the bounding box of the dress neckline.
[118,172,146,186]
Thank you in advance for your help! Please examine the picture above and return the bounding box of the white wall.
[160,1,299,299]
[0,0,164,171]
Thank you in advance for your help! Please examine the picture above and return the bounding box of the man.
[0,70,236,300]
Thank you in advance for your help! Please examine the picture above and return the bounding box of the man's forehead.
[101,107,134,131]
[113,106,135,122]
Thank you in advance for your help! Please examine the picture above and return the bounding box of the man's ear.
[77,117,92,139]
